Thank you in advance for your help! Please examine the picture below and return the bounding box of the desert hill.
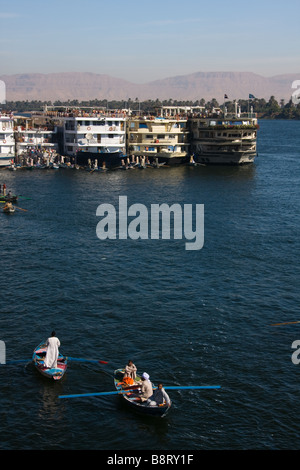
[1,71,299,103]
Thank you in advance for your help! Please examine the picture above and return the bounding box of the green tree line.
[1,96,300,119]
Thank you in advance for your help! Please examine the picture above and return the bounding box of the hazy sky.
[1,0,299,82]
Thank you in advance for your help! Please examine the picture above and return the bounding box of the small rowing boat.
[113,368,171,417]
[32,341,68,380]
[0,195,18,203]
[2,203,15,213]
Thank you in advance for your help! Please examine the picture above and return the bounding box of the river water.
[0,120,300,451]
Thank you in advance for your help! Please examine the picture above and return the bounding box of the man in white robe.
[124,360,137,380]
[140,372,153,402]
[44,331,60,369]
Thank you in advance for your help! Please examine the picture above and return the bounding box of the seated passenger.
[139,372,153,402]
[124,360,137,380]
[147,383,171,406]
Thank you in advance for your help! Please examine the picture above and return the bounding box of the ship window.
[139,123,147,128]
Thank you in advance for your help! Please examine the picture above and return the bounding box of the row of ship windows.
[132,123,186,129]
[68,121,121,126]
[197,131,254,137]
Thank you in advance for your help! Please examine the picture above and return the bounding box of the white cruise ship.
[0,113,15,167]
[14,115,59,157]
[189,104,258,165]
[126,106,190,165]
[59,107,126,167]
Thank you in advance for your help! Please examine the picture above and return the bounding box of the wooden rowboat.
[113,368,171,417]
[2,203,15,213]
[0,195,18,203]
[32,341,67,380]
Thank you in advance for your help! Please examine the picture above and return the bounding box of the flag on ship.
[224,94,228,99]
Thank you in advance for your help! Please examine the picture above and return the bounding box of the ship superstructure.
[126,107,190,164]
[188,103,258,165]
[14,115,59,158]
[60,108,126,162]
[0,112,15,166]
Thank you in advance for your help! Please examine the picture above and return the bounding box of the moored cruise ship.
[188,103,258,165]
[0,113,15,167]
[14,115,59,158]
[58,107,126,167]
[126,106,190,165]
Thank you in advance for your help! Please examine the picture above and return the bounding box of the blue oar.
[59,385,221,399]
[4,359,31,364]
[165,386,221,391]
[67,356,108,364]
[4,356,108,366]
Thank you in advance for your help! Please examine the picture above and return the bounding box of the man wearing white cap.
[140,372,153,402]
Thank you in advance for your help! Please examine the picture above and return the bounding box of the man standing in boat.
[44,331,60,369]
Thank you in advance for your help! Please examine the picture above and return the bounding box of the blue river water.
[0,120,300,450]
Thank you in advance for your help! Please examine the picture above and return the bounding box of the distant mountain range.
[1,71,299,103]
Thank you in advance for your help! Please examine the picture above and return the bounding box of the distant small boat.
[2,203,15,213]
[114,368,171,417]
[32,341,68,380]
[0,194,18,203]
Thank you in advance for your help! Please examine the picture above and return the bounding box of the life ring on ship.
[3,140,6,143]
[87,126,91,130]
[2,127,6,131]
[109,127,113,131]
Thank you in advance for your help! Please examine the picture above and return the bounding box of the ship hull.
[194,150,256,165]
[0,155,14,167]
[75,151,125,169]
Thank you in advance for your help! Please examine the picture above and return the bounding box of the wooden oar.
[4,356,108,365]
[59,385,221,399]
[271,321,300,326]
[1,201,28,211]
[66,356,108,364]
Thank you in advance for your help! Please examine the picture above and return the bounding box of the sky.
[1,0,300,83]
